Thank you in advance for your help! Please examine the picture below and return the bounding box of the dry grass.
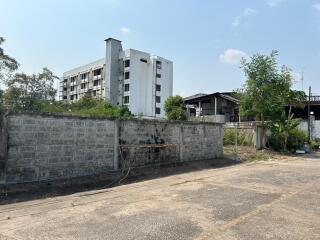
[223,145,304,162]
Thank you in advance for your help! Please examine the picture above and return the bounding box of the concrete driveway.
[0,155,319,240]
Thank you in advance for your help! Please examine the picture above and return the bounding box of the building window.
[93,91,97,96]
[124,59,130,67]
[63,79,68,83]
[124,72,130,79]
[71,76,77,82]
[93,80,99,86]
[156,73,161,78]
[63,87,67,91]
[124,96,129,104]
[93,68,101,76]
[140,58,148,63]
[70,95,74,100]
[81,83,86,89]
[156,96,161,103]
[81,73,87,80]
[63,95,67,100]
[156,84,161,91]
[156,107,161,114]
[124,84,130,92]
[70,86,74,91]
[156,61,162,69]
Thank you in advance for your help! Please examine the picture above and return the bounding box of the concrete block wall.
[119,120,181,167]
[0,111,223,184]
[2,112,115,183]
[181,124,223,161]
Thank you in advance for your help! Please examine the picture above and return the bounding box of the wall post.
[0,110,8,184]
[113,118,120,170]
[179,123,184,162]
[254,125,263,150]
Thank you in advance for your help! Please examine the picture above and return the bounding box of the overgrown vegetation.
[268,127,307,152]
[56,94,133,118]
[2,68,58,111]
[0,36,133,118]
[2,92,133,118]
[238,50,306,152]
[164,95,187,120]
[223,128,254,146]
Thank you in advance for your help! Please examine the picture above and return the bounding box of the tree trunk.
[284,106,292,152]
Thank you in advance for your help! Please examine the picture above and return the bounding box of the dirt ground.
[0,153,319,240]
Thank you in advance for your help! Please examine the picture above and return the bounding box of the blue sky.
[1,0,320,96]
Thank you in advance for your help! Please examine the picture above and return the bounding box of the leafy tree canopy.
[164,95,187,120]
[239,50,306,121]
[0,37,19,82]
[239,50,307,150]
[40,94,133,118]
[3,68,58,110]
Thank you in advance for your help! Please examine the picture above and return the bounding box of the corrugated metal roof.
[184,92,239,104]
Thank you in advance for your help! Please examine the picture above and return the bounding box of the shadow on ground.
[0,158,240,205]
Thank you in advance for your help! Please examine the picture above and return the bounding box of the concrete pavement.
[0,154,319,240]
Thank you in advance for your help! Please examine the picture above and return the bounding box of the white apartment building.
[60,38,173,118]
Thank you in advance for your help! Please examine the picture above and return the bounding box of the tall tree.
[0,37,19,82]
[3,68,58,110]
[240,50,306,148]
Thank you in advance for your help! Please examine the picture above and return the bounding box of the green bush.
[268,127,307,152]
[26,94,134,119]
[310,138,320,150]
[164,95,187,120]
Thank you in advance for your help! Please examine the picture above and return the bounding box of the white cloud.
[219,49,248,65]
[312,3,320,11]
[232,8,257,27]
[232,16,241,27]
[120,27,131,34]
[267,0,285,8]
[244,8,257,16]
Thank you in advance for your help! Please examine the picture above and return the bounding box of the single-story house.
[184,92,240,123]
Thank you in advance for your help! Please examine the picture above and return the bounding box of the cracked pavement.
[0,154,319,240]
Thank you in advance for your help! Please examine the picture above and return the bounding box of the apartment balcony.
[81,78,88,83]
[69,90,76,95]
[156,68,162,74]
[92,85,101,91]
[93,75,102,80]
[80,88,88,93]
[70,82,76,86]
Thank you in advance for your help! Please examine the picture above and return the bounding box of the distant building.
[184,92,240,123]
[60,38,173,118]
[287,95,320,120]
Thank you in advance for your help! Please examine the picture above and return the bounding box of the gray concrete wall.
[299,119,320,140]
[3,112,115,183]
[0,111,223,184]
[0,111,8,183]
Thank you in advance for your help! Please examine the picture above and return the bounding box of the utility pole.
[308,86,311,141]
[301,72,304,92]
